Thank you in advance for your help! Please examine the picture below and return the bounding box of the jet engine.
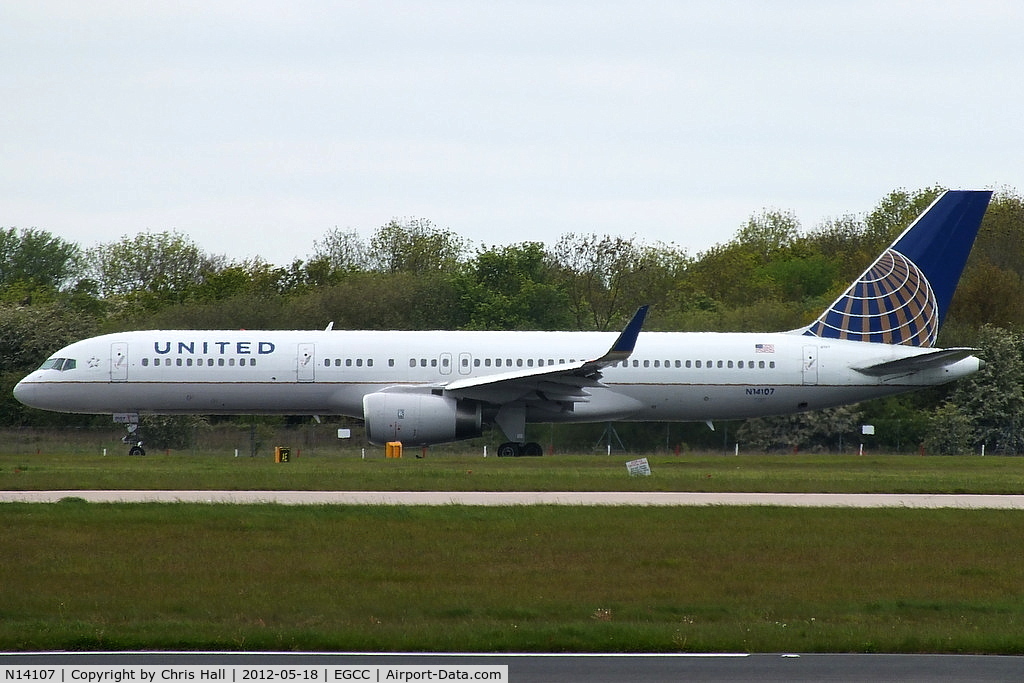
[362,391,482,446]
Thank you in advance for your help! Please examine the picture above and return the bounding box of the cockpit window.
[39,358,76,371]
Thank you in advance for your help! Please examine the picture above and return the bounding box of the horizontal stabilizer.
[853,348,977,376]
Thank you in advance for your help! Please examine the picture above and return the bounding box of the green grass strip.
[4,502,1024,653]
[5,452,1024,494]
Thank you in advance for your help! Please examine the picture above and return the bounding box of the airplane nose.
[13,378,43,409]
[13,379,31,405]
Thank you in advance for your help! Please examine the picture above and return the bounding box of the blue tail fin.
[802,190,992,347]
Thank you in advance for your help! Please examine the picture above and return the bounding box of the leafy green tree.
[457,242,570,330]
[296,271,465,330]
[737,405,863,453]
[863,186,943,251]
[0,227,82,301]
[939,325,1024,454]
[367,218,467,275]
[964,188,1024,276]
[733,208,801,259]
[311,227,369,274]
[684,209,802,317]
[552,234,688,331]
[139,415,208,451]
[946,263,1024,334]
[85,231,226,302]
[923,402,974,455]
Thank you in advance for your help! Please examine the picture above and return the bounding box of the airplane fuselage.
[13,328,979,425]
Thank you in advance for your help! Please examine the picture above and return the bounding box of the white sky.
[2,1,1021,265]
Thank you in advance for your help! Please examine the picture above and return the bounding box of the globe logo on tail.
[804,249,939,347]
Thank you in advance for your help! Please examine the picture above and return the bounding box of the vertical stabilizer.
[802,190,992,347]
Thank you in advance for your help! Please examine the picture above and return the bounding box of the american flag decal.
[755,343,775,353]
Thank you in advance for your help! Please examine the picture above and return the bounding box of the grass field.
[4,449,1024,653]
[4,502,1024,653]
[3,450,1024,494]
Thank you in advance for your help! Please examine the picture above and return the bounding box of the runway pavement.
[5,490,1024,507]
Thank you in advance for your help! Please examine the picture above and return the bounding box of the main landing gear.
[497,441,544,457]
[122,422,146,456]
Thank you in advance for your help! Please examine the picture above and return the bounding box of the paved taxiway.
[5,490,1024,507]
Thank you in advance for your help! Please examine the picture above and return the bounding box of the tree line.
[4,185,1024,453]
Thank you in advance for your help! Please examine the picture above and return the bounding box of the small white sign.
[112,413,139,424]
[862,425,875,435]
[338,428,351,439]
[626,457,651,476]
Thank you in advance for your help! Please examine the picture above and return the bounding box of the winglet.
[802,190,992,347]
[596,305,649,364]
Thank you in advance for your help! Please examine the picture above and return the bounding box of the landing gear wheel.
[497,442,521,457]
[522,442,544,457]
[121,421,145,456]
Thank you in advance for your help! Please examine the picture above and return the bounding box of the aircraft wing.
[443,306,648,404]
[852,347,978,377]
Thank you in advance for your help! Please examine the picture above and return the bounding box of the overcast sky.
[3,1,1021,265]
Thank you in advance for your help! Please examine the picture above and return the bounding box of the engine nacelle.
[362,391,482,446]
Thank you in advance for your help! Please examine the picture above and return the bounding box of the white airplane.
[15,190,992,456]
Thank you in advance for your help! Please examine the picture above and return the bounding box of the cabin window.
[356,359,363,367]
[527,359,534,367]
[229,358,236,367]
[409,359,416,367]
[142,358,149,367]
[727,360,734,369]
[389,359,395,367]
